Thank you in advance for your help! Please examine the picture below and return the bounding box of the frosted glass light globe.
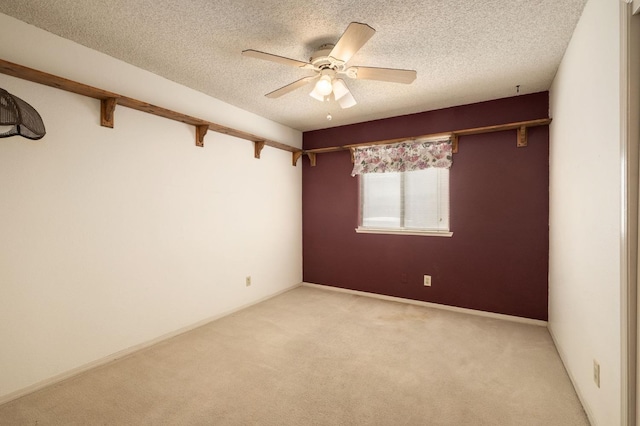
[315,75,333,96]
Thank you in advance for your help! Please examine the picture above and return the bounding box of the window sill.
[355,227,453,237]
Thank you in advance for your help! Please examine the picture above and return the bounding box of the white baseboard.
[0,282,303,406]
[302,282,548,327]
[547,325,597,426]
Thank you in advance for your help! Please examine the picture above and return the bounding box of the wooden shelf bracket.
[100,97,117,128]
[254,140,265,159]
[195,125,208,147]
[307,152,317,167]
[292,151,303,166]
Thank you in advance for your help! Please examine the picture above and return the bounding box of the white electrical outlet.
[245,276,251,287]
[593,359,600,388]
[424,275,431,286]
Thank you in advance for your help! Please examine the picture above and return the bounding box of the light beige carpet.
[0,285,589,425]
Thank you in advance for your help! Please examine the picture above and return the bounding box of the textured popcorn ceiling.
[0,0,587,132]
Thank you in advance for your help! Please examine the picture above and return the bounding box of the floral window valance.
[351,137,453,176]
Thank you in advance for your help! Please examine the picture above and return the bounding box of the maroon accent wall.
[302,92,549,320]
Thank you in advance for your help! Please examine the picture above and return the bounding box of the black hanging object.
[0,88,46,140]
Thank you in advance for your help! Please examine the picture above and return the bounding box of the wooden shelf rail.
[0,59,302,165]
[300,117,551,166]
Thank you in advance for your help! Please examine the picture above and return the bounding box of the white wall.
[548,0,623,424]
[0,14,302,401]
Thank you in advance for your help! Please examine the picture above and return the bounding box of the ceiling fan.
[242,22,417,109]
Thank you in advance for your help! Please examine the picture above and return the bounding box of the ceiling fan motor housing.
[310,44,345,72]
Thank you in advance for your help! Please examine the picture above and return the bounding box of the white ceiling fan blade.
[329,22,376,64]
[242,49,311,68]
[349,66,417,84]
[265,76,318,98]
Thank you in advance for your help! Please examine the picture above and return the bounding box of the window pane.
[404,168,449,231]
[361,172,401,228]
[360,168,450,233]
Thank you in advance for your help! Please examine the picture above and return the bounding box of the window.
[357,168,451,236]
[351,137,453,236]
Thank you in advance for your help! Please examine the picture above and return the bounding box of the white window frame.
[356,168,453,237]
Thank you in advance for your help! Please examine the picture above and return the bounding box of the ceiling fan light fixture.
[309,87,326,101]
[332,79,349,101]
[314,75,333,96]
[338,91,357,109]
